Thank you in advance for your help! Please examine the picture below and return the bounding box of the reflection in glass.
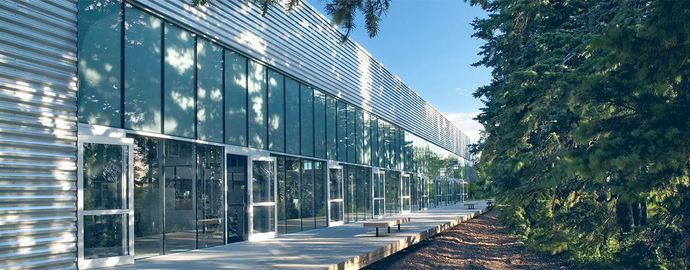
[252,160,274,203]
[325,96,337,160]
[314,91,326,159]
[301,160,315,230]
[164,140,195,254]
[132,136,163,259]
[268,70,285,152]
[336,101,347,162]
[248,61,267,149]
[196,145,224,248]
[78,0,121,127]
[84,215,125,259]
[124,6,162,133]
[285,158,301,233]
[300,85,314,156]
[385,170,401,215]
[164,23,196,138]
[226,154,247,243]
[328,168,343,224]
[346,105,356,163]
[225,51,248,146]
[252,205,274,234]
[373,171,385,217]
[314,162,327,228]
[285,78,300,154]
[83,143,125,210]
[196,38,224,143]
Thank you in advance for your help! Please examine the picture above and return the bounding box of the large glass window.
[336,100,347,162]
[346,105,356,163]
[314,162,327,228]
[370,116,379,167]
[163,23,196,138]
[124,7,162,133]
[344,166,356,222]
[301,160,315,230]
[385,170,401,215]
[313,91,326,159]
[164,140,196,254]
[284,157,301,233]
[363,112,371,165]
[326,96,337,160]
[196,144,224,248]
[268,70,285,152]
[225,51,247,146]
[355,109,364,164]
[196,39,223,143]
[78,1,121,127]
[355,166,371,221]
[132,136,162,259]
[300,85,314,156]
[285,78,300,154]
[248,61,267,149]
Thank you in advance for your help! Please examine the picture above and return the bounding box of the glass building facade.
[0,1,471,268]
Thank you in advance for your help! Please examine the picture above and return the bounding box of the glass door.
[328,165,344,226]
[226,154,248,243]
[78,136,134,269]
[372,169,385,219]
[421,175,429,210]
[249,156,276,240]
[401,174,411,213]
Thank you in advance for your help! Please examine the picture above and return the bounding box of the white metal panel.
[129,0,471,159]
[0,0,78,269]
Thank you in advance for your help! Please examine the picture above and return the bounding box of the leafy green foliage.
[471,0,690,268]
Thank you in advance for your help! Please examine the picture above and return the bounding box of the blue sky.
[307,0,491,142]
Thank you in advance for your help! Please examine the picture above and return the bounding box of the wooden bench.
[363,217,411,236]
[464,203,475,209]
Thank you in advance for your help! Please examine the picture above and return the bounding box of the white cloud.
[444,111,483,144]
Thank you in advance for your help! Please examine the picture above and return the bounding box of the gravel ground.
[363,211,577,270]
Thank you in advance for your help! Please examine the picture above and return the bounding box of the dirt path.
[363,211,576,270]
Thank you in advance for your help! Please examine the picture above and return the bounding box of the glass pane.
[355,166,367,220]
[285,158,301,233]
[370,116,378,167]
[313,91,326,159]
[276,156,286,234]
[325,96,337,160]
[313,162,327,228]
[336,101,347,162]
[196,145,224,248]
[252,205,275,234]
[252,160,274,203]
[84,215,125,259]
[268,70,285,152]
[132,136,162,259]
[196,38,224,143]
[83,143,125,210]
[248,61,267,149]
[363,113,371,165]
[346,105,355,163]
[124,6,162,133]
[78,0,121,127]
[385,170,400,215]
[226,154,247,243]
[225,51,247,146]
[300,85,314,156]
[164,23,195,138]
[373,199,384,217]
[329,168,342,200]
[355,109,363,164]
[285,78,300,154]
[301,160,315,230]
[345,167,355,222]
[164,140,195,254]
[329,201,342,223]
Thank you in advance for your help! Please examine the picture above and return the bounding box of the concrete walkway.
[122,201,488,269]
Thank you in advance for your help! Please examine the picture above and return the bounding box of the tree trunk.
[616,200,632,233]
[631,202,641,227]
[640,200,647,226]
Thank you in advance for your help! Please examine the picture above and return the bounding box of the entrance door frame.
[77,135,135,269]
[247,154,277,241]
[372,168,386,219]
[327,161,344,227]
[401,173,411,214]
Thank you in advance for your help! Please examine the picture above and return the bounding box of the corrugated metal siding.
[130,0,471,159]
[0,0,78,269]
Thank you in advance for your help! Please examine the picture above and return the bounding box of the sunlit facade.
[0,1,473,269]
